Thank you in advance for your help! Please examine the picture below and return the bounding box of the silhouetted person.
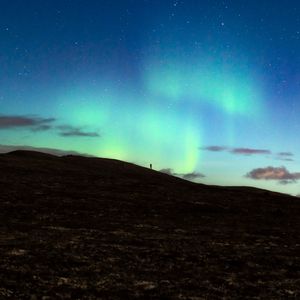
[150,164,152,169]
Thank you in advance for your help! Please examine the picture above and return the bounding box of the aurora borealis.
[1,1,300,195]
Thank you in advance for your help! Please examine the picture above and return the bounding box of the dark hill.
[0,151,300,299]
[5,149,57,158]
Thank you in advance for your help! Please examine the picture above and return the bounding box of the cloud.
[201,145,297,164]
[201,145,296,161]
[277,158,294,162]
[276,152,294,161]
[200,146,227,152]
[200,145,271,155]
[57,125,100,137]
[0,115,55,130]
[230,148,271,155]
[159,168,205,181]
[0,115,100,138]
[31,125,53,132]
[182,172,205,180]
[278,152,293,157]
[246,166,300,184]
[279,180,295,185]
[159,168,175,176]
[0,144,91,157]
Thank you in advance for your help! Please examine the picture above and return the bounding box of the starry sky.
[1,0,300,195]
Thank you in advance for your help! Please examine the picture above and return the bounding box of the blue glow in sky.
[1,0,300,195]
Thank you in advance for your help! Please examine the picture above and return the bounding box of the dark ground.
[0,150,300,299]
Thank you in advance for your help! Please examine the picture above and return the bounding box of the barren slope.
[0,151,300,299]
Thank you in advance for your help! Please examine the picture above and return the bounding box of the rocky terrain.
[0,150,300,299]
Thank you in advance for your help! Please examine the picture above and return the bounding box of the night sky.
[1,0,300,195]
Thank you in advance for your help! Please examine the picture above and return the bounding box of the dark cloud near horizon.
[0,144,91,157]
[279,180,296,185]
[277,158,294,162]
[57,125,100,137]
[278,152,294,157]
[0,115,100,138]
[159,168,205,181]
[200,146,227,152]
[200,145,270,155]
[246,166,300,184]
[231,148,271,155]
[182,172,205,180]
[276,152,294,162]
[31,125,53,132]
[159,168,175,176]
[201,145,295,159]
[0,115,55,130]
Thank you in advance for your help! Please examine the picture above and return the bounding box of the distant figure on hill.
[150,163,152,169]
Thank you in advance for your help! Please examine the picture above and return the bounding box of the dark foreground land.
[0,151,300,299]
